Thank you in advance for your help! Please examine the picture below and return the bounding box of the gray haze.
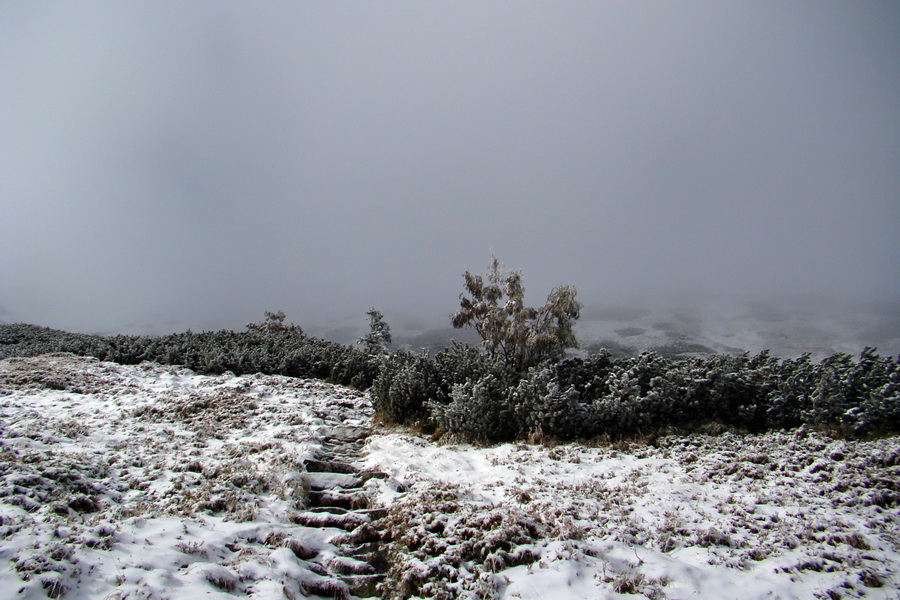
[2,2,899,348]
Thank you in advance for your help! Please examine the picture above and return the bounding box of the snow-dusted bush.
[3,321,898,441]
[370,351,441,423]
[429,374,516,442]
[509,364,585,439]
[579,352,676,435]
[0,315,378,390]
[392,344,900,443]
[451,256,581,371]
[245,309,303,337]
[805,348,900,435]
[431,341,504,392]
[371,341,515,426]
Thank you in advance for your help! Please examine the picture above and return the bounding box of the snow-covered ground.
[364,433,900,599]
[1,354,899,599]
[0,354,375,599]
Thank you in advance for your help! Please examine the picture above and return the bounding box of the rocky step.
[309,504,386,516]
[342,541,381,555]
[292,510,370,530]
[354,507,388,520]
[332,523,384,546]
[325,555,377,576]
[317,442,367,457]
[344,547,389,573]
[320,426,371,442]
[358,470,389,482]
[299,576,351,599]
[308,489,371,511]
[316,446,365,459]
[304,458,357,474]
[306,471,364,491]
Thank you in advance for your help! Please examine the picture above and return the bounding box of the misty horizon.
[2,2,898,349]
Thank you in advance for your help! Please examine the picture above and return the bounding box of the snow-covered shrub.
[372,342,516,429]
[451,256,581,371]
[0,315,378,390]
[371,351,441,423]
[762,353,816,429]
[509,364,584,439]
[245,309,303,337]
[552,350,615,393]
[806,348,900,435]
[429,374,516,442]
[3,321,898,440]
[580,352,677,435]
[431,342,504,393]
[699,352,777,430]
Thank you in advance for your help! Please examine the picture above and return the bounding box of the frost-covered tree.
[245,310,303,337]
[451,256,581,370]
[358,308,392,356]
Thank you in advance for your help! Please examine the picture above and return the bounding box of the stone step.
[322,440,366,454]
[342,541,381,556]
[320,440,366,452]
[332,523,383,546]
[320,426,371,442]
[345,549,389,573]
[304,459,357,474]
[326,555,376,576]
[299,577,351,599]
[308,490,371,511]
[304,420,397,598]
[314,452,364,464]
[306,472,363,491]
[358,470,388,482]
[307,505,352,514]
[292,510,370,530]
[355,507,388,520]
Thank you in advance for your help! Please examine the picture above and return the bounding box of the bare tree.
[452,256,580,370]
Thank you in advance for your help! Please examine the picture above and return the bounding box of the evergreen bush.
[429,374,516,442]
[509,364,584,439]
[2,319,897,443]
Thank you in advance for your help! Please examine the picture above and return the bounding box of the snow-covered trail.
[0,354,393,599]
[1,354,899,600]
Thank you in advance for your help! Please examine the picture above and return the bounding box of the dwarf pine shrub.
[370,352,441,423]
[510,364,585,439]
[429,374,516,442]
[3,320,898,442]
[0,314,377,390]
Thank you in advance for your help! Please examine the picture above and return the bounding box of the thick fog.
[2,2,898,347]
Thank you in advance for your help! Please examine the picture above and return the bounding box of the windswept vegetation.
[372,344,900,442]
[0,311,377,390]
[2,260,898,445]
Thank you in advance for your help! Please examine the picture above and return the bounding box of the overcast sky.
[2,1,898,335]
